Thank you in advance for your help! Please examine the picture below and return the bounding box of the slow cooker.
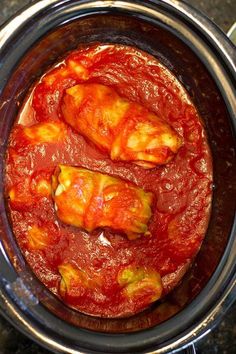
[0,1,235,353]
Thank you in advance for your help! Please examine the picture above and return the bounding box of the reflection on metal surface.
[5,277,38,310]
[182,343,197,354]
[227,22,236,45]
[0,0,57,46]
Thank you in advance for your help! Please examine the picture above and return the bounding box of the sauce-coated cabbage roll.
[21,121,67,145]
[52,165,153,239]
[118,266,163,302]
[61,84,182,168]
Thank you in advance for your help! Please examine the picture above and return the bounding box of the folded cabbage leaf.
[61,84,182,168]
[52,165,153,239]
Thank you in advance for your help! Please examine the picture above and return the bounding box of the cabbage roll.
[52,165,153,239]
[118,266,163,302]
[61,84,182,168]
[22,121,67,144]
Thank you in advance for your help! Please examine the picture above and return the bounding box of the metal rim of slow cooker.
[0,1,235,353]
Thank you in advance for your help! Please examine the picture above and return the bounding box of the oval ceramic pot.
[0,1,235,353]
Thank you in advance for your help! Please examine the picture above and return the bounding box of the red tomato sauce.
[5,44,213,317]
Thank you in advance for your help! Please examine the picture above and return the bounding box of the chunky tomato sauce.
[5,44,212,317]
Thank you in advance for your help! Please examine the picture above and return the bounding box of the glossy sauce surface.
[5,44,213,317]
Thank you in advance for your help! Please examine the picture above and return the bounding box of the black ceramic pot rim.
[0,1,235,353]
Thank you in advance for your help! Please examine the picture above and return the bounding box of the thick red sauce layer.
[5,44,212,317]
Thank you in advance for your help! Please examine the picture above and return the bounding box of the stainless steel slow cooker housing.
[0,1,235,353]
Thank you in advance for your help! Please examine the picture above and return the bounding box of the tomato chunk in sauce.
[5,44,212,318]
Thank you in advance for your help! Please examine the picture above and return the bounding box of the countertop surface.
[0,0,235,353]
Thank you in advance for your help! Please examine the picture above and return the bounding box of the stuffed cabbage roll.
[61,84,182,168]
[52,165,153,239]
[58,263,101,302]
[118,266,163,302]
[22,121,67,144]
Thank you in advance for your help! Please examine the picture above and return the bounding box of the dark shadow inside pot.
[0,13,235,334]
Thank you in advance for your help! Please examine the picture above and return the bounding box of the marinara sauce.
[5,44,213,317]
